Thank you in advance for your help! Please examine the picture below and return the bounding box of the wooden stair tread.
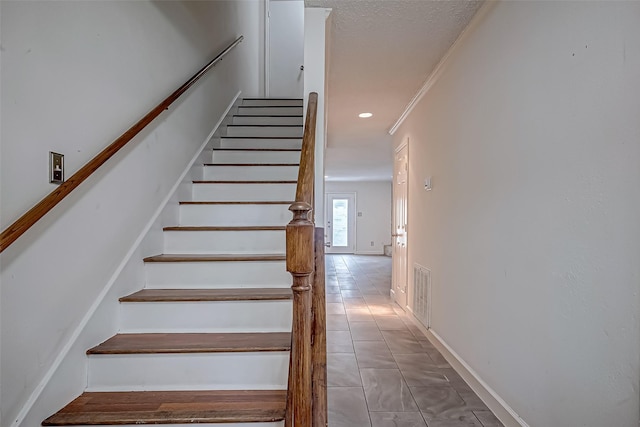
[163,226,286,231]
[193,180,296,184]
[120,288,293,302]
[143,254,285,262]
[87,332,291,354]
[203,163,299,166]
[220,136,301,139]
[233,114,303,118]
[212,148,301,151]
[227,124,302,127]
[42,389,286,425]
[243,97,303,101]
[179,201,293,205]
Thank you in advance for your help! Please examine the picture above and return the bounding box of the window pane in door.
[332,199,349,247]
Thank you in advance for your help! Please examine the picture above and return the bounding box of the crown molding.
[389,1,498,135]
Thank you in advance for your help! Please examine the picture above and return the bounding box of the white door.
[325,193,356,254]
[392,143,408,307]
[267,0,304,98]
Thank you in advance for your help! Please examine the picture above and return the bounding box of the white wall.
[325,181,391,255]
[0,2,262,426]
[393,2,640,426]
[304,7,331,225]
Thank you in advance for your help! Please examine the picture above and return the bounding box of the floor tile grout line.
[325,255,501,427]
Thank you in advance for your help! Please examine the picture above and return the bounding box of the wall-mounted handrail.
[0,35,244,253]
[285,92,320,427]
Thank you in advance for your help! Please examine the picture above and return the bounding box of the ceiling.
[304,0,483,182]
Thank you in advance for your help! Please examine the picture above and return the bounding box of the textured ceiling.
[305,0,483,181]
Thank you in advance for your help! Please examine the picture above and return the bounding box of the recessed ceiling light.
[358,112,373,118]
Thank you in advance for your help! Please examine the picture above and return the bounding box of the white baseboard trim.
[406,314,530,427]
[12,91,241,427]
[354,250,384,255]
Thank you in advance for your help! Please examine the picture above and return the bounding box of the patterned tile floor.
[325,254,504,427]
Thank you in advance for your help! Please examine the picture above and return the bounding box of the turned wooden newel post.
[286,201,314,427]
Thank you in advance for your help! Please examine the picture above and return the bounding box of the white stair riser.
[237,106,302,116]
[192,183,296,202]
[226,126,303,138]
[145,261,290,288]
[120,300,292,333]
[164,230,285,254]
[233,116,302,125]
[211,150,301,164]
[242,99,302,107]
[87,352,288,390]
[219,138,302,150]
[179,204,290,226]
[203,166,298,181]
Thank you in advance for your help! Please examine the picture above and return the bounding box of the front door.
[392,143,408,307]
[325,193,356,254]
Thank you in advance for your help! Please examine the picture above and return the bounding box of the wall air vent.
[412,264,431,329]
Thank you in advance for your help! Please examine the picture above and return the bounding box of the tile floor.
[325,254,504,427]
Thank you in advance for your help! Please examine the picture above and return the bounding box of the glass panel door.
[332,199,349,247]
[325,193,356,254]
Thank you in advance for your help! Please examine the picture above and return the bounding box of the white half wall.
[0,2,262,426]
[325,181,391,255]
[392,2,640,426]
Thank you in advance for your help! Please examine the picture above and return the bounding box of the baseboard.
[354,250,384,255]
[12,91,242,427]
[406,314,530,427]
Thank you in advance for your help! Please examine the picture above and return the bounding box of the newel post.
[286,201,314,427]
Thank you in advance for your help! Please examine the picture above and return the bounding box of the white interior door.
[267,0,304,98]
[325,193,356,254]
[392,143,408,307]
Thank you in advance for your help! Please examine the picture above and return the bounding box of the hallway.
[326,255,503,427]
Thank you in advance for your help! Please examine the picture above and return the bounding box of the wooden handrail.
[295,93,318,206]
[0,35,244,253]
[285,92,319,427]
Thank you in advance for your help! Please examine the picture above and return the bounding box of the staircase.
[43,98,305,426]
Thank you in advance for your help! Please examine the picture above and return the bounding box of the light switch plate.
[424,177,432,191]
[50,152,64,184]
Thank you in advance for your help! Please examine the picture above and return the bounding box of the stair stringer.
[11,92,243,427]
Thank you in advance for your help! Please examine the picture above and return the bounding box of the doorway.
[325,193,356,254]
[392,142,408,308]
[266,0,304,98]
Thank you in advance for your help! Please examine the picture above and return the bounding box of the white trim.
[354,250,384,255]
[406,314,530,427]
[395,138,408,154]
[11,91,242,427]
[388,1,498,135]
[264,0,271,98]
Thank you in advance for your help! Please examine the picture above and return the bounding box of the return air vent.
[412,264,431,329]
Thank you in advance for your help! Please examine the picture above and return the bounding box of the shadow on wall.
[151,1,256,57]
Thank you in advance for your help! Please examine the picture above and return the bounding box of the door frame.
[324,192,357,254]
[392,139,409,308]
